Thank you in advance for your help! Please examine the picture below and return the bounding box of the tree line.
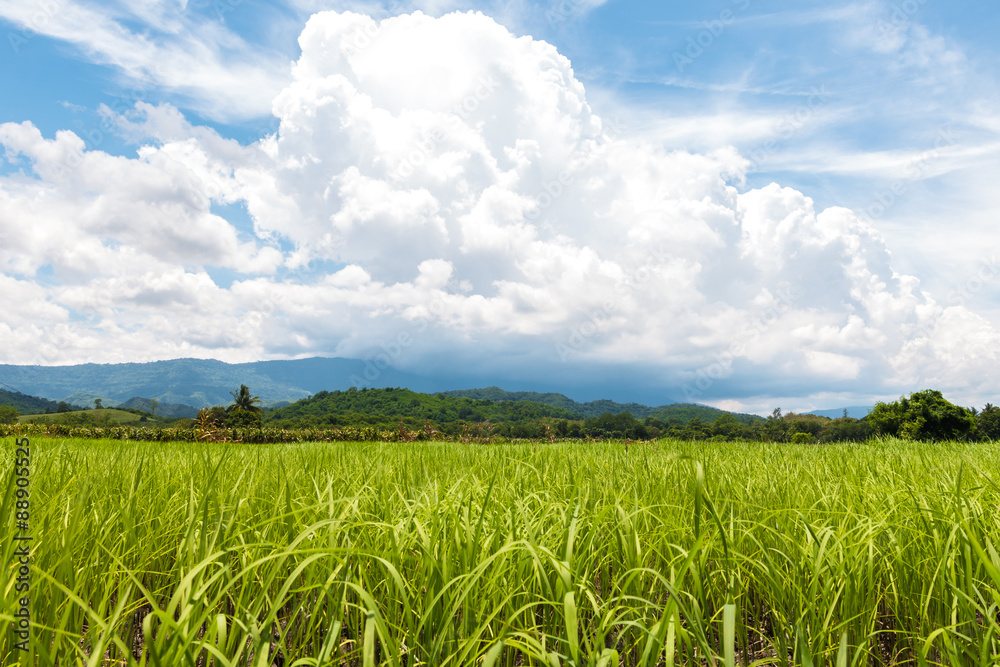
[5,386,998,443]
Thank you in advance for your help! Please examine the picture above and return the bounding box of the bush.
[584,412,648,439]
[0,405,19,425]
[869,390,976,441]
[977,404,1000,440]
[819,417,872,443]
[226,408,263,428]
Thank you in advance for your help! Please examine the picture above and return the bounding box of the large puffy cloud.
[2,9,999,409]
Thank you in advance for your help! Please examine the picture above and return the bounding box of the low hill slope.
[444,387,763,423]
[62,392,120,409]
[650,403,763,424]
[265,387,581,426]
[0,387,61,414]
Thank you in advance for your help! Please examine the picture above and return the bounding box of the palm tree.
[229,385,262,414]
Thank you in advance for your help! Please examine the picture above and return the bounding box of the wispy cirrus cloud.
[2,0,289,120]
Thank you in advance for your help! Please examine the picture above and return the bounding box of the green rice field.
[2,437,1000,666]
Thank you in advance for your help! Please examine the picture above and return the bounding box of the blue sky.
[1,0,999,413]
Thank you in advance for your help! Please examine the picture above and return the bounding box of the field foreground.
[2,437,1000,666]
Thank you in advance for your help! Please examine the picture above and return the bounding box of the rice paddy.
[2,437,1000,666]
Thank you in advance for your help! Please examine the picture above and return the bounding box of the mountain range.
[0,357,425,409]
[0,356,860,421]
[805,406,872,419]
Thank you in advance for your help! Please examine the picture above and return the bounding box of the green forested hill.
[650,403,763,425]
[443,387,763,424]
[442,387,584,413]
[0,388,61,414]
[265,387,582,428]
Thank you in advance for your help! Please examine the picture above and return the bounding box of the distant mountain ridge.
[444,387,764,423]
[0,357,434,408]
[1,357,762,423]
[805,406,872,419]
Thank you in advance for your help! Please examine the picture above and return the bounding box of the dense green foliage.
[9,381,999,444]
[0,404,875,443]
[645,410,875,443]
[0,406,19,425]
[868,390,977,440]
[0,420,406,444]
[0,388,60,415]
[652,402,763,424]
[224,407,263,428]
[264,387,778,440]
[978,403,1000,440]
[3,437,1000,666]
[444,386,763,423]
[579,412,649,439]
[265,387,582,429]
[222,385,264,427]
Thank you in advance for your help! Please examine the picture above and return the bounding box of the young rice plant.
[2,437,999,666]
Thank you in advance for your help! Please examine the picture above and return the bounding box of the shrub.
[977,404,1000,440]
[869,390,976,441]
[226,407,263,428]
[0,405,19,424]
